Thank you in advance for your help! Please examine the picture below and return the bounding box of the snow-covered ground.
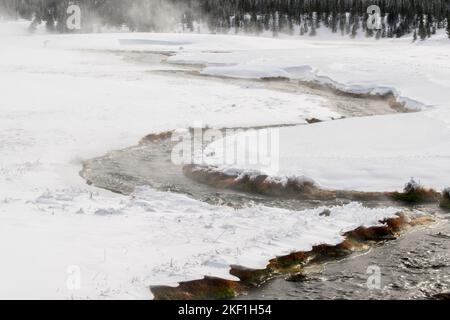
[204,112,450,192]
[0,21,445,299]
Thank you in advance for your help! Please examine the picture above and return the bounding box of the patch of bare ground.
[305,118,323,124]
[440,188,450,211]
[433,292,450,300]
[139,130,174,144]
[184,165,382,201]
[151,213,433,300]
[184,166,445,206]
[390,179,442,204]
[261,76,409,112]
[292,79,409,112]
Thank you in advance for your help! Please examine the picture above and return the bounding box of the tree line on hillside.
[1,0,450,40]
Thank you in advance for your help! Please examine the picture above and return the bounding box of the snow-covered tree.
[447,15,450,39]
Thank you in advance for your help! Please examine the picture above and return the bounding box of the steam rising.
[0,0,200,33]
[125,0,196,32]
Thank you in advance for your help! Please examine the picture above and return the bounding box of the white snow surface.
[203,113,450,192]
[0,21,441,299]
[1,187,398,299]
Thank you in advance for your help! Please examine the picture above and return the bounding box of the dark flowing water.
[239,214,450,300]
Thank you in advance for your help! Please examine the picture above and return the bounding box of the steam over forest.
[1,0,450,39]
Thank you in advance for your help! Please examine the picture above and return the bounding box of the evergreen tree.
[351,15,359,39]
[339,13,346,36]
[309,13,317,36]
[3,0,449,40]
[375,29,381,40]
[346,13,352,35]
[330,13,338,33]
[418,15,427,40]
[447,15,450,38]
[426,15,432,38]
